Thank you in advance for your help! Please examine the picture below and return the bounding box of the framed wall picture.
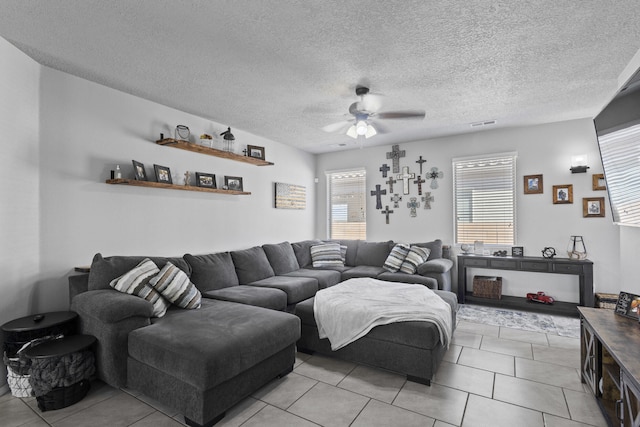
[195,172,216,188]
[224,176,244,192]
[154,164,172,184]
[592,173,606,191]
[247,145,265,160]
[132,160,147,181]
[524,174,543,194]
[614,292,640,319]
[583,197,605,217]
[552,184,573,204]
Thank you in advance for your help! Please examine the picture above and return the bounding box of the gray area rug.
[457,305,580,338]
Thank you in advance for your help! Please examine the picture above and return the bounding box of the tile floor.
[0,312,608,427]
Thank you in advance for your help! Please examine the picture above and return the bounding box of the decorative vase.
[567,236,587,260]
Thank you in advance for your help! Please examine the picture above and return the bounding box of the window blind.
[453,153,516,245]
[327,169,366,239]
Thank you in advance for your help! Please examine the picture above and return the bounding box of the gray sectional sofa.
[68,239,454,427]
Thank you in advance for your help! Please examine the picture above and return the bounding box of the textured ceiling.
[1,1,640,153]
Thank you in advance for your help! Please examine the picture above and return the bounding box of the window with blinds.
[327,169,366,239]
[453,153,516,245]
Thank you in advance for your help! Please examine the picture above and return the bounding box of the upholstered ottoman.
[294,290,457,385]
[127,299,300,427]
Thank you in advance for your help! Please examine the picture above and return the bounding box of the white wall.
[0,38,41,393]
[316,119,622,301]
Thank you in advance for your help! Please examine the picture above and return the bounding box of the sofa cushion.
[341,265,387,280]
[400,246,431,274]
[376,272,438,289]
[329,239,359,266]
[231,246,275,284]
[282,268,342,289]
[355,241,394,267]
[150,262,202,309]
[88,253,191,291]
[291,240,323,268]
[248,276,318,304]
[411,239,443,261]
[383,243,411,273]
[184,252,239,292]
[310,243,344,268]
[203,285,287,311]
[262,242,300,275]
[109,258,170,317]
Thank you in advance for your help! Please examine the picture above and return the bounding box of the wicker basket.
[472,276,503,299]
[36,380,91,411]
[595,293,619,309]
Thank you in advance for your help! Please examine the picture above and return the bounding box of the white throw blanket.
[313,278,453,351]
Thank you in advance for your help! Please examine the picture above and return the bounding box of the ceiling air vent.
[470,120,497,128]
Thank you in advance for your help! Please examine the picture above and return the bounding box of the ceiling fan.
[322,85,426,139]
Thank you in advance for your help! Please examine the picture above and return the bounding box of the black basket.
[3,322,76,358]
[36,380,91,411]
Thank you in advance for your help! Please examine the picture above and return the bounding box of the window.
[453,153,516,245]
[327,169,366,239]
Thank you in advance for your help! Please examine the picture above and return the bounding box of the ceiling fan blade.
[322,120,353,133]
[377,110,426,120]
[361,93,383,113]
[370,120,390,134]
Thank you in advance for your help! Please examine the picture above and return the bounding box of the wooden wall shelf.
[106,179,251,195]
[155,138,274,166]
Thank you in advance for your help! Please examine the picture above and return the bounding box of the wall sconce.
[570,154,590,173]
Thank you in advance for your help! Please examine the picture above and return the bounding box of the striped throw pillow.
[150,262,202,309]
[340,245,348,264]
[310,243,344,267]
[400,246,431,274]
[383,243,411,272]
[109,258,170,317]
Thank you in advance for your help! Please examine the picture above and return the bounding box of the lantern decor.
[567,236,587,260]
[220,127,235,152]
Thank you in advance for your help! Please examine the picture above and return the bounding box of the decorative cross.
[379,163,390,178]
[386,177,397,193]
[397,166,415,195]
[428,167,444,189]
[413,175,426,195]
[381,205,394,224]
[386,144,406,173]
[407,197,420,217]
[242,149,248,156]
[422,192,434,209]
[416,156,427,174]
[390,193,402,208]
[370,184,387,210]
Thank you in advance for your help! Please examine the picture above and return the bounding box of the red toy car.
[526,291,555,304]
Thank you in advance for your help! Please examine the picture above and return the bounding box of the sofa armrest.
[417,258,453,275]
[71,289,153,324]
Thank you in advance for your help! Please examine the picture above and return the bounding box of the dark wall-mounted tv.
[594,69,640,227]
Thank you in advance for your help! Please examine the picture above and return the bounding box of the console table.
[457,254,594,317]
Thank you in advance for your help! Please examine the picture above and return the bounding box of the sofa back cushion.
[184,252,239,292]
[291,239,323,268]
[411,239,443,260]
[355,241,394,267]
[262,242,300,275]
[88,253,192,291]
[329,239,360,266]
[231,246,275,284]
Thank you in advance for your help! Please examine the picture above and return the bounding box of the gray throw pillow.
[184,252,239,292]
[231,246,275,284]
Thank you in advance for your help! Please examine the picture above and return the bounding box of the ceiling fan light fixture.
[365,124,377,138]
[356,120,368,135]
[346,125,358,139]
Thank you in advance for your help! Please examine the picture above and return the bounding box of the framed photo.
[132,160,147,181]
[247,145,265,160]
[224,176,244,192]
[592,173,606,191]
[583,197,605,217]
[524,174,543,194]
[615,292,640,319]
[154,164,172,184]
[552,184,573,204]
[511,246,524,257]
[195,172,216,188]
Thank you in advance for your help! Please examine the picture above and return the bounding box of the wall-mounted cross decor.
[386,144,406,173]
[379,163,390,178]
[381,205,394,224]
[428,167,444,189]
[391,193,402,208]
[422,192,434,209]
[397,166,415,195]
[416,156,427,174]
[370,184,387,210]
[407,197,420,217]
[386,177,397,193]
[413,175,426,195]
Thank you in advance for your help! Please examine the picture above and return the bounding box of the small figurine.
[184,171,191,186]
[492,250,508,257]
[527,291,555,304]
[542,247,556,259]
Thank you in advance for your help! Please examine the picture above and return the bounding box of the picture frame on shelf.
[195,172,216,189]
[614,291,640,319]
[511,246,524,257]
[154,164,172,184]
[224,176,244,192]
[523,174,543,194]
[132,160,147,181]
[552,184,573,204]
[592,173,606,191]
[247,145,265,160]
[583,197,605,218]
